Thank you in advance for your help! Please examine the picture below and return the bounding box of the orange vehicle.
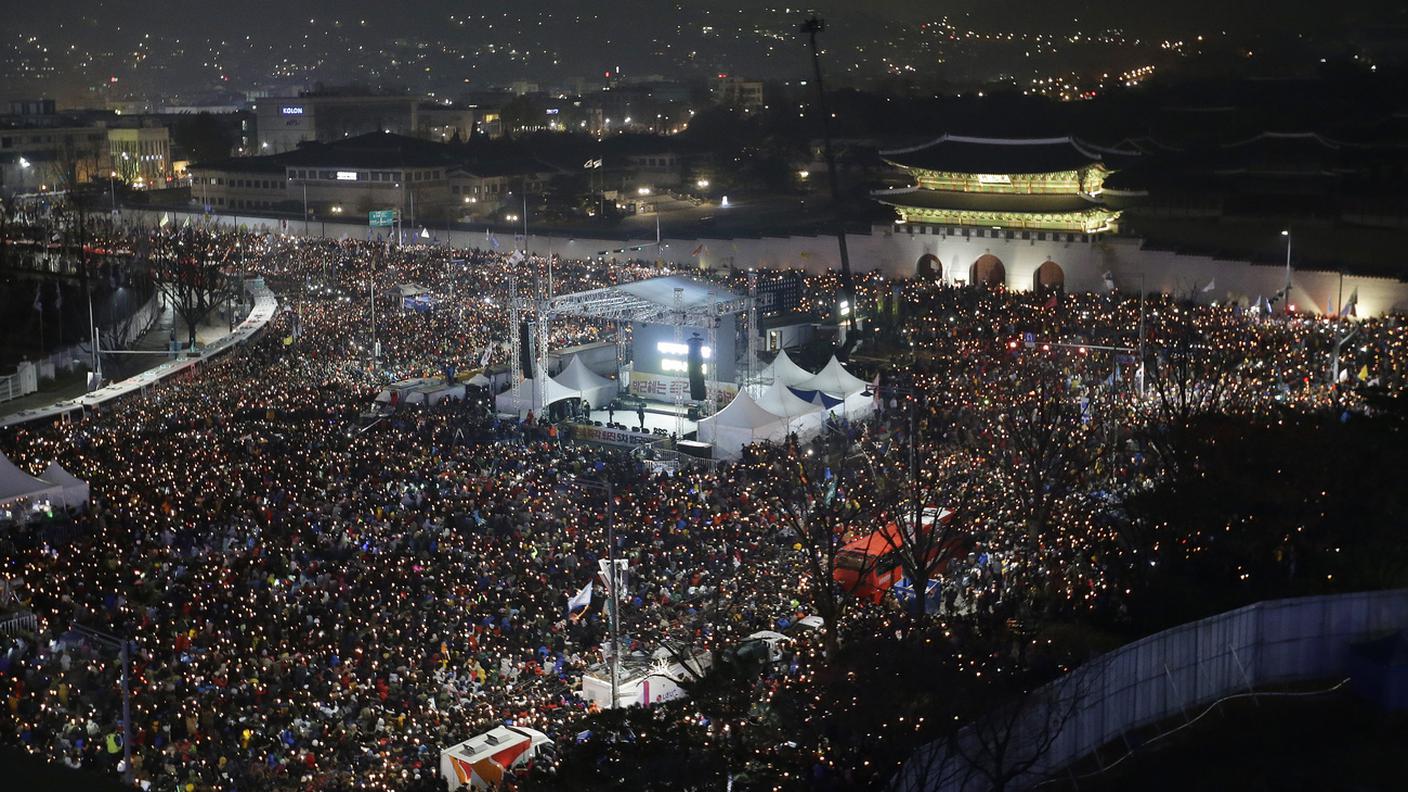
[833,508,956,604]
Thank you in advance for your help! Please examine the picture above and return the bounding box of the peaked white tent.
[552,355,618,411]
[696,390,789,459]
[797,355,870,397]
[39,461,89,511]
[754,380,823,433]
[495,377,583,417]
[0,449,62,508]
[757,349,814,387]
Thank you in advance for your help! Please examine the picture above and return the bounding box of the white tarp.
[757,348,813,387]
[495,377,583,417]
[754,380,823,435]
[696,389,789,459]
[797,355,870,397]
[0,449,62,508]
[38,461,89,510]
[552,355,618,411]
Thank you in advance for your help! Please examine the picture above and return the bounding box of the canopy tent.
[797,355,870,397]
[756,348,814,387]
[0,449,62,508]
[696,390,789,459]
[495,376,583,417]
[552,355,618,411]
[755,380,823,435]
[38,461,89,511]
[440,725,551,791]
[466,372,491,388]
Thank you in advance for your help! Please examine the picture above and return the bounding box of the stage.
[585,404,697,438]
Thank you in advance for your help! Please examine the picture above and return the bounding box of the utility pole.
[800,16,856,345]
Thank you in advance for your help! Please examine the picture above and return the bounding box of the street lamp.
[1280,229,1292,314]
[564,477,621,710]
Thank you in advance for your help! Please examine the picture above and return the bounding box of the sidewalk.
[1,284,277,426]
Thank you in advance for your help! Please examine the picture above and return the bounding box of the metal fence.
[894,588,1408,791]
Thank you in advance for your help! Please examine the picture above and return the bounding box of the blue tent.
[892,577,942,613]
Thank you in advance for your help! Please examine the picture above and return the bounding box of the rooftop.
[873,187,1107,214]
[880,135,1137,175]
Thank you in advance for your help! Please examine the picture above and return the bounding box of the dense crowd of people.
[1,220,1404,790]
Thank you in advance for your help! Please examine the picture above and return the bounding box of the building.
[710,76,764,111]
[108,126,172,187]
[255,93,422,154]
[189,132,562,222]
[873,135,1136,236]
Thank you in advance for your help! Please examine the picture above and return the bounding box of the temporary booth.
[494,377,583,417]
[754,380,823,436]
[440,725,552,790]
[552,355,618,412]
[695,390,789,459]
[756,348,814,387]
[38,461,89,511]
[0,449,63,515]
[796,355,870,397]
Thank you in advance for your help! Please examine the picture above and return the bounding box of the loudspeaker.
[687,333,706,401]
[519,322,534,374]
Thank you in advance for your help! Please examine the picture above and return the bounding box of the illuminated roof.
[872,187,1104,214]
[880,135,1136,175]
[548,275,749,324]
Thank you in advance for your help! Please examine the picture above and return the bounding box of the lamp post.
[568,477,620,709]
[71,625,134,787]
[1280,229,1292,313]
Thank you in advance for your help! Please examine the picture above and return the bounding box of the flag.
[420,227,430,239]
[1358,364,1369,382]
[690,243,705,257]
[567,580,593,613]
[1043,292,1058,310]
[489,233,500,249]
[507,250,525,266]
[1340,287,1358,317]
[1101,271,1115,291]
[159,212,170,228]
[582,158,602,169]
[479,346,492,368]
[1201,277,1216,293]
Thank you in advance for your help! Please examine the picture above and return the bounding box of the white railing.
[894,588,1408,791]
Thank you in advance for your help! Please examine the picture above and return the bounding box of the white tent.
[552,355,618,411]
[754,380,823,434]
[495,377,583,417]
[0,449,62,508]
[797,355,870,397]
[757,349,814,387]
[39,461,89,511]
[696,389,789,459]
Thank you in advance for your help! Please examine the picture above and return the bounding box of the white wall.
[124,208,1408,317]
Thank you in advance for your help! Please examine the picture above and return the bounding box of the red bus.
[833,508,957,604]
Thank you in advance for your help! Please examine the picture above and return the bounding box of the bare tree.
[895,660,1095,792]
[149,227,237,349]
[756,437,886,663]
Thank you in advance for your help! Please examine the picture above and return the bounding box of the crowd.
[1,220,1403,790]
